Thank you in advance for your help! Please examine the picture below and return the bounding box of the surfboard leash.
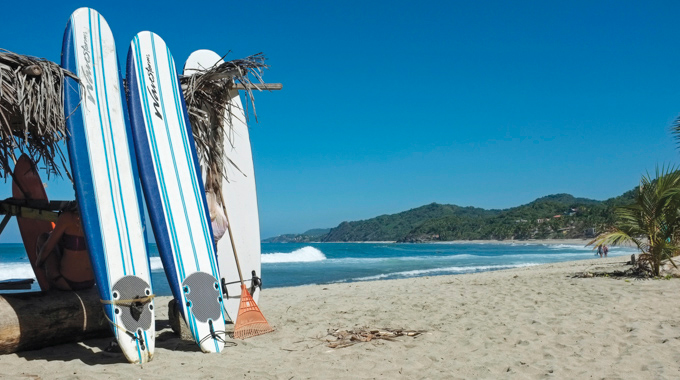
[197,319,234,347]
[100,295,156,352]
[100,310,147,350]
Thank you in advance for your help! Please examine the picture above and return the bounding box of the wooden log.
[167,299,194,341]
[180,82,283,92]
[0,288,112,354]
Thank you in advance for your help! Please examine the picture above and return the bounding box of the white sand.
[1,255,679,379]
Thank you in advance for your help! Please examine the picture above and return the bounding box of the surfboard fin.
[233,284,274,339]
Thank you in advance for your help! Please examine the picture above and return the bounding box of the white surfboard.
[61,8,155,364]
[126,33,227,353]
[184,50,262,323]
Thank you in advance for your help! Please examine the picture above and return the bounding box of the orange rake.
[223,202,274,339]
[233,284,274,339]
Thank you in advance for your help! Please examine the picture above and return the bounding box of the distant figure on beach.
[36,201,94,291]
[597,245,603,258]
[206,190,228,249]
[603,245,609,258]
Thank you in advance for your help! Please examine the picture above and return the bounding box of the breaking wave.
[262,246,326,263]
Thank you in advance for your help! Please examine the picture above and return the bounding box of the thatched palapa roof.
[180,52,268,194]
[0,49,76,180]
[0,49,269,193]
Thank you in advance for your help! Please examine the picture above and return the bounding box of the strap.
[100,294,155,307]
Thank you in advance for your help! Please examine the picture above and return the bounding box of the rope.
[100,294,155,307]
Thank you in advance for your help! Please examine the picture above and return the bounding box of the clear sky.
[0,1,679,242]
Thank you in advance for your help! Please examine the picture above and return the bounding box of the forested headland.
[262,191,636,243]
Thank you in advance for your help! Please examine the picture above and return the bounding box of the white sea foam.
[262,246,326,263]
[149,257,164,271]
[546,244,592,250]
[347,263,539,282]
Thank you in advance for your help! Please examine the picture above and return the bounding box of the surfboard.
[183,50,262,323]
[126,32,227,353]
[61,7,155,364]
[12,154,53,291]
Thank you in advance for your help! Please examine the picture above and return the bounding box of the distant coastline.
[263,191,635,244]
[264,238,595,246]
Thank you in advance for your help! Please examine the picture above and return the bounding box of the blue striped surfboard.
[61,8,155,364]
[125,31,227,353]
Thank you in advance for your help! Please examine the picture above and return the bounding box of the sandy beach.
[1,254,679,379]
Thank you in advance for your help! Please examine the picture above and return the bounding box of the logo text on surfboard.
[145,55,163,120]
[80,32,96,107]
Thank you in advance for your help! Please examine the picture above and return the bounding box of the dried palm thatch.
[180,52,268,195]
[0,49,77,180]
[324,327,425,349]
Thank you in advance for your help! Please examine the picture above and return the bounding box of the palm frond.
[0,49,76,180]
[180,52,268,197]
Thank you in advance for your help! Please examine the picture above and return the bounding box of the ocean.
[0,242,637,295]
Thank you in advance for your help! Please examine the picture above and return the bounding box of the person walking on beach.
[36,201,94,291]
[603,245,609,258]
[597,245,603,258]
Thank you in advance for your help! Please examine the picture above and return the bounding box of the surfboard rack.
[0,278,35,290]
[232,83,282,91]
[180,82,283,92]
[0,198,71,236]
[220,271,262,299]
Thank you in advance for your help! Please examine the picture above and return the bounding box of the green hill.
[402,195,615,242]
[321,203,496,242]
[262,190,637,243]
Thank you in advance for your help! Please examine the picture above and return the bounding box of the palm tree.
[590,167,680,276]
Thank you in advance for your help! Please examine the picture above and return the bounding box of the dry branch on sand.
[324,327,425,349]
[0,49,77,179]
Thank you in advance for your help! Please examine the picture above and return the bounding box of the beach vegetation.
[265,191,637,243]
[590,167,680,277]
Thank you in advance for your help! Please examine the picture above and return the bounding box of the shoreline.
[2,255,679,378]
[277,238,595,245]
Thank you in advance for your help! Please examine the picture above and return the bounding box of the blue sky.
[1,1,679,241]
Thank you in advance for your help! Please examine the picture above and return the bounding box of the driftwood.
[0,287,111,354]
[324,327,425,349]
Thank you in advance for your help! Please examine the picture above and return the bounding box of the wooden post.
[232,83,282,91]
[0,288,111,354]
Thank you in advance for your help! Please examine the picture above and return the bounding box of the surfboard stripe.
[83,11,118,284]
[132,35,187,280]
[127,32,226,353]
[95,12,136,275]
[147,36,205,337]
[149,35,202,272]
[135,35,186,279]
[164,44,213,272]
[166,50,218,278]
[65,12,115,308]
[89,11,131,278]
[63,8,155,363]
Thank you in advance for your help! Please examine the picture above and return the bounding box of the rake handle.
[222,201,245,286]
